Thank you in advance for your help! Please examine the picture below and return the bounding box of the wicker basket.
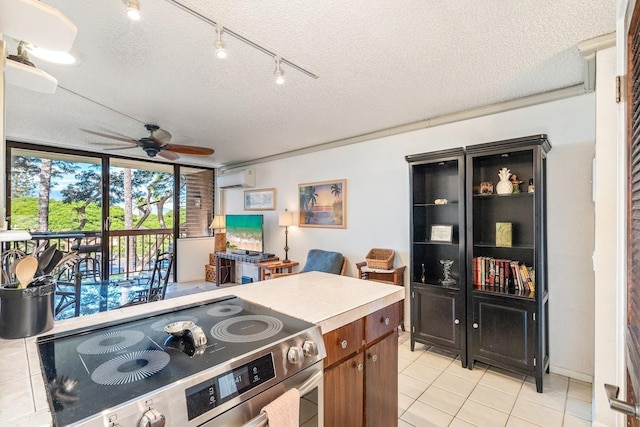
[365,248,395,270]
[205,264,217,282]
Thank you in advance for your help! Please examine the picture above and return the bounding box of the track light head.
[215,26,228,59]
[274,58,285,85]
[126,0,141,21]
[215,41,227,59]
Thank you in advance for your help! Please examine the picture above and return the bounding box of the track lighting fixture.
[274,57,285,85]
[215,26,227,59]
[126,0,142,21]
[166,0,318,80]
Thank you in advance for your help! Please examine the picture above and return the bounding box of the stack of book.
[472,256,535,293]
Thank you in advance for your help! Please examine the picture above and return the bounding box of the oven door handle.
[241,370,323,427]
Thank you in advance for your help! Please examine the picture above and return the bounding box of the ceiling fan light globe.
[26,45,79,65]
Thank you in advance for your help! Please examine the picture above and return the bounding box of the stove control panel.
[185,353,276,421]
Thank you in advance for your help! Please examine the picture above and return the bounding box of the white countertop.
[0,272,404,426]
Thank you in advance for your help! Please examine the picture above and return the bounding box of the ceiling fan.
[84,124,214,160]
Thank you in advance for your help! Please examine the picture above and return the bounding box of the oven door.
[201,360,323,427]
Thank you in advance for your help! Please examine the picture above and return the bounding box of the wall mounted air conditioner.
[217,169,256,189]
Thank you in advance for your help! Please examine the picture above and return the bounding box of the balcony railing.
[8,229,173,281]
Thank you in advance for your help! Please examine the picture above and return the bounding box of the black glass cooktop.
[37,295,314,426]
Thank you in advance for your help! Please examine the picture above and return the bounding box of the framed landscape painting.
[298,179,346,228]
[244,188,276,210]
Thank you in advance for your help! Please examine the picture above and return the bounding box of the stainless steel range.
[37,295,326,426]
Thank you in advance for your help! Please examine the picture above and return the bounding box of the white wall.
[176,237,215,282]
[223,95,597,380]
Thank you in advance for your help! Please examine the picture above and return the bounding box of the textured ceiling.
[3,0,615,167]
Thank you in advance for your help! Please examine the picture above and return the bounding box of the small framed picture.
[430,224,453,243]
[244,188,276,210]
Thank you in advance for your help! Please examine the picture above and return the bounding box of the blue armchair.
[273,249,346,278]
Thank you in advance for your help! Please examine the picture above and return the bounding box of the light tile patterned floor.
[397,334,593,427]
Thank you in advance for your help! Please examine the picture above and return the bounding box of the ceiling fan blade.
[153,128,172,145]
[81,129,138,144]
[164,144,215,156]
[158,150,179,160]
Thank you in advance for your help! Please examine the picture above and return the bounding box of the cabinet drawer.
[323,318,364,368]
[365,302,401,344]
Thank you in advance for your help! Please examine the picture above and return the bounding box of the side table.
[356,262,406,331]
[259,260,299,281]
[215,252,279,285]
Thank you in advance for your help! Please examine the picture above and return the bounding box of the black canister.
[0,280,55,339]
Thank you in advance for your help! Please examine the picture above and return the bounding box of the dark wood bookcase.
[466,135,550,392]
[406,135,551,392]
[405,148,467,367]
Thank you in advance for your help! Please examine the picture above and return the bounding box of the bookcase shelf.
[473,192,533,199]
[473,243,534,249]
[415,201,460,207]
[416,241,460,246]
[472,287,536,300]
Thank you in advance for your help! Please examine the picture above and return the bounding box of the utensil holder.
[0,280,55,339]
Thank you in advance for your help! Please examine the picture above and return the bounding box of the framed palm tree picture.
[298,179,346,228]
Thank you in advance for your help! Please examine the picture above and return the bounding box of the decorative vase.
[496,168,513,195]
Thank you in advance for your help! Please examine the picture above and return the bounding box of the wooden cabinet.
[323,302,400,426]
[364,333,398,427]
[323,318,363,368]
[411,285,462,352]
[406,135,550,392]
[471,295,536,370]
[405,148,467,366]
[365,302,400,343]
[324,352,364,426]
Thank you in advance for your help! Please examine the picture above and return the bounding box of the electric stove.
[37,295,326,426]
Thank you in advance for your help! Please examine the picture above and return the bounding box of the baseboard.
[401,321,594,383]
[549,365,593,383]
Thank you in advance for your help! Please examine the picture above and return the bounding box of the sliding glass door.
[7,142,215,288]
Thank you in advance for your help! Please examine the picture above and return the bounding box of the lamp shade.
[279,210,294,227]
[209,215,226,230]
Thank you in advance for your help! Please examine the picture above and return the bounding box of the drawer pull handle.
[454,319,460,325]
[340,339,348,349]
[357,363,364,372]
[383,317,390,326]
[473,323,479,329]
[368,354,378,363]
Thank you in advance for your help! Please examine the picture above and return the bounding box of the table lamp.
[278,209,294,263]
[209,215,226,253]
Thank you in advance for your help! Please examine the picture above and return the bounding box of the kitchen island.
[0,271,404,426]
